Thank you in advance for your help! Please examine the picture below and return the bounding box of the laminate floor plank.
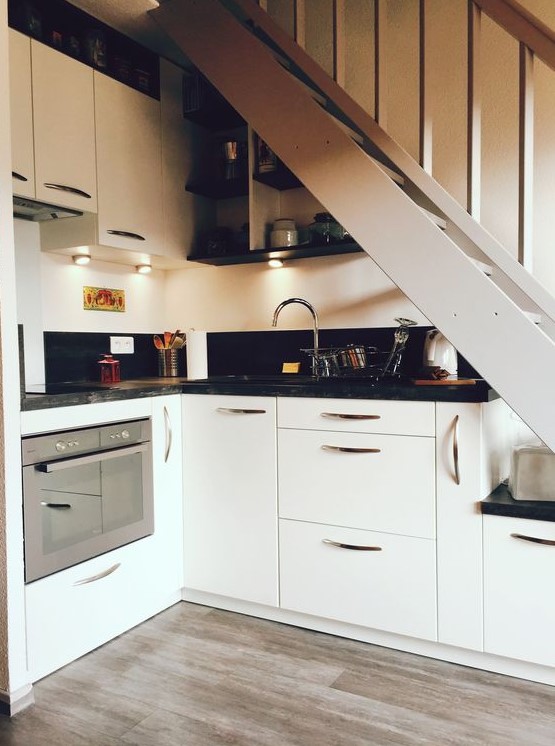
[0,601,552,745]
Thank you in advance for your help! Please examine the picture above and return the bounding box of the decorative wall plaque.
[83,286,125,312]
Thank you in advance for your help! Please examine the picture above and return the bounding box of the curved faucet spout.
[272,298,319,375]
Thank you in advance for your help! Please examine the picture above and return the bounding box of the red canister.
[98,354,120,383]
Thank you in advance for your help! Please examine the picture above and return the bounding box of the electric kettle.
[423,329,458,377]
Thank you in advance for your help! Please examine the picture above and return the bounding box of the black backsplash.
[43,332,186,383]
[41,327,480,384]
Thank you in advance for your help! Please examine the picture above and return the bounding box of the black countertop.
[481,482,555,523]
[20,376,498,412]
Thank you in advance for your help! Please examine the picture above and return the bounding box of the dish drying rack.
[302,318,417,379]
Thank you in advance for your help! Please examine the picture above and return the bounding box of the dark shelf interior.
[253,166,303,191]
[182,71,245,131]
[188,242,364,267]
[186,177,249,200]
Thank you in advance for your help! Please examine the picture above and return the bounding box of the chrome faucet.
[272,298,319,375]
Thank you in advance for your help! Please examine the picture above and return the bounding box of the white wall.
[164,253,429,332]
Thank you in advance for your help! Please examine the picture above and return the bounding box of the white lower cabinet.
[279,519,437,640]
[484,515,555,668]
[25,396,183,682]
[181,394,278,606]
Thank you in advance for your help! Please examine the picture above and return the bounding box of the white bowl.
[270,229,298,248]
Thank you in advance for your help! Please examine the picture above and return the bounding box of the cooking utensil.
[163,331,172,349]
[153,335,164,350]
[171,335,185,349]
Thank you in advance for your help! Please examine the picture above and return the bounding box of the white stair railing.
[152,0,555,451]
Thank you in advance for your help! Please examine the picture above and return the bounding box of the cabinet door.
[280,519,437,640]
[150,395,184,595]
[484,516,555,668]
[435,402,484,651]
[182,394,278,605]
[32,40,97,212]
[9,30,35,198]
[95,73,163,254]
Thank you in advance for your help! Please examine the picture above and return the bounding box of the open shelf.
[188,241,364,267]
[253,166,302,191]
[186,176,248,199]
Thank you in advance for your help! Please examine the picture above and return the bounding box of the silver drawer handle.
[321,412,381,420]
[321,445,381,454]
[216,407,267,414]
[43,182,92,199]
[41,501,71,509]
[73,562,121,586]
[12,171,28,182]
[452,414,461,485]
[510,532,555,547]
[323,539,382,551]
[107,229,145,241]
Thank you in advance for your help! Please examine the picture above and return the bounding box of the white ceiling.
[65,0,190,67]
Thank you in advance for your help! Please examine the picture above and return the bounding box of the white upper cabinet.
[32,40,97,212]
[9,30,35,198]
[94,72,163,254]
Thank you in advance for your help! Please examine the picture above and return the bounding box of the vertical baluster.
[419,0,432,172]
[468,1,482,220]
[333,0,346,87]
[375,0,388,128]
[294,0,306,49]
[518,43,534,270]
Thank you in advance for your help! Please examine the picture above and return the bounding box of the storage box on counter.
[509,444,555,501]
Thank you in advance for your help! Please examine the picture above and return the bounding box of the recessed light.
[268,259,284,268]
[72,254,91,265]
[136,264,152,274]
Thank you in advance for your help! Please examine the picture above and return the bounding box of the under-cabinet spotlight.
[136,263,152,275]
[268,258,284,269]
[72,254,91,266]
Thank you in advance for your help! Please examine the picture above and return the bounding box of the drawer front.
[280,519,437,641]
[484,516,555,668]
[277,397,435,436]
[25,535,174,681]
[278,429,436,538]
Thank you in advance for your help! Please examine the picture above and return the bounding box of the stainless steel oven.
[22,418,153,583]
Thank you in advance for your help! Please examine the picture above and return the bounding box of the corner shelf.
[188,241,364,267]
[253,166,302,191]
[185,177,248,200]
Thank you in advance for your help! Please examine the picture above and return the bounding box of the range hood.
[13,196,83,222]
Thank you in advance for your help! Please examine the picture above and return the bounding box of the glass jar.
[308,212,348,245]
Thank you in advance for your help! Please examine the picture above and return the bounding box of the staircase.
[152,0,555,451]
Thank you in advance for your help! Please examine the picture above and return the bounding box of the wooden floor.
[1,601,554,745]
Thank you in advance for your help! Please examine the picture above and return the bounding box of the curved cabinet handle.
[12,171,28,182]
[43,182,92,199]
[321,445,381,454]
[163,405,172,463]
[323,539,382,551]
[216,407,267,414]
[510,532,555,547]
[40,501,71,509]
[452,414,461,485]
[73,562,121,586]
[107,229,146,241]
[321,412,381,420]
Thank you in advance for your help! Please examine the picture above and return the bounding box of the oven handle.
[36,443,149,473]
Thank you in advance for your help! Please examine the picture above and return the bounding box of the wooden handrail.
[473,0,555,71]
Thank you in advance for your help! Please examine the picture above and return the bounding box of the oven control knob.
[55,441,67,452]
[121,430,130,439]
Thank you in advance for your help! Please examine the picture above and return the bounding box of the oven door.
[23,442,154,583]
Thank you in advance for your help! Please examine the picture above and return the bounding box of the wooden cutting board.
[412,378,476,386]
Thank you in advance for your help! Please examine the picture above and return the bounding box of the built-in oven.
[22,418,153,583]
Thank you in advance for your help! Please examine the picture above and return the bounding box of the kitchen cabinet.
[32,39,97,212]
[483,515,555,668]
[9,29,34,199]
[435,400,512,651]
[181,394,278,606]
[94,72,163,253]
[277,396,437,640]
[24,397,183,682]
[9,33,97,211]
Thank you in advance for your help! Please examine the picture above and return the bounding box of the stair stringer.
[152,0,555,451]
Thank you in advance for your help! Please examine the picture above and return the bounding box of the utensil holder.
[157,349,180,377]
